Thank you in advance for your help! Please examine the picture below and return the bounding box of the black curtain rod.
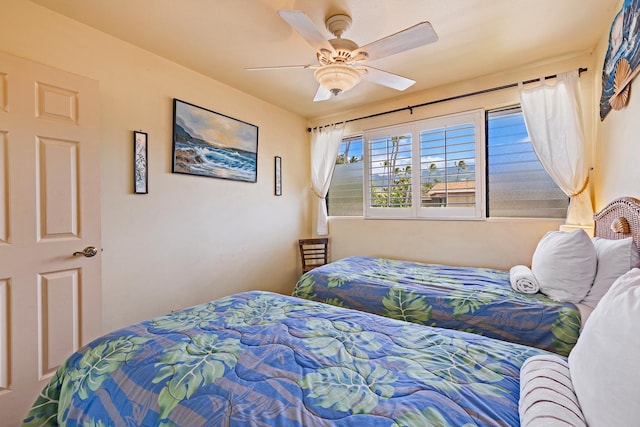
[307,67,588,132]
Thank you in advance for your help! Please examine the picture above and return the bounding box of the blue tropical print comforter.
[22,291,548,426]
[293,256,581,356]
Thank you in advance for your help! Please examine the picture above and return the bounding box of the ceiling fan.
[247,10,438,102]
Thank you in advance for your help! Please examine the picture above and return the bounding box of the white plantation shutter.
[365,110,484,219]
[368,131,413,210]
[420,122,477,209]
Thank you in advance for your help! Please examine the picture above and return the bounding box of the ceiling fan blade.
[278,10,336,55]
[245,64,313,71]
[363,66,416,91]
[355,22,438,62]
[313,85,332,102]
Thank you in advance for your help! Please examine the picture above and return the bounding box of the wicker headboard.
[593,197,640,249]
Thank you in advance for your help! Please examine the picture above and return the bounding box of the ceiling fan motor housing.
[325,14,352,37]
[319,38,360,65]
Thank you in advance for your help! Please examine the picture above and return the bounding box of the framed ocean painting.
[172,99,258,182]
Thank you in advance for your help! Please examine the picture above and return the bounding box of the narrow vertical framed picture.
[134,131,148,194]
[274,156,282,196]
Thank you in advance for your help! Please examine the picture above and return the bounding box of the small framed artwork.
[172,98,258,182]
[274,156,282,196]
[134,130,148,194]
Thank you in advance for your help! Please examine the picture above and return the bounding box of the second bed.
[293,197,640,356]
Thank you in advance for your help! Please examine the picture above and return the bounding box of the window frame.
[364,109,486,220]
[364,124,415,218]
[327,106,566,221]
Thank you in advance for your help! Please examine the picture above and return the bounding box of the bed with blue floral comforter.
[22,290,548,427]
[292,256,581,356]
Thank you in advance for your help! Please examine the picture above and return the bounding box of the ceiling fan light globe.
[314,64,361,96]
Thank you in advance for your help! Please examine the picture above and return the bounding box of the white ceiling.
[30,0,619,119]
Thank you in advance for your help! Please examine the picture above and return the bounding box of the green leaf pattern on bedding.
[69,336,150,400]
[393,407,475,427]
[382,285,433,323]
[291,273,316,299]
[296,318,384,360]
[326,271,363,289]
[293,314,531,422]
[322,297,347,308]
[390,336,508,396]
[149,309,220,332]
[296,311,541,425]
[298,363,397,413]
[223,292,290,327]
[22,335,150,427]
[447,289,500,317]
[153,334,241,420]
[550,307,582,356]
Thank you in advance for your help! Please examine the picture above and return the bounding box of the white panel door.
[0,51,102,426]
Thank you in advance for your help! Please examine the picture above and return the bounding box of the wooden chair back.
[298,238,329,273]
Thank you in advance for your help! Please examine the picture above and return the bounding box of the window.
[365,110,485,219]
[419,121,478,211]
[327,106,566,220]
[327,136,364,216]
[367,128,413,211]
[487,107,568,218]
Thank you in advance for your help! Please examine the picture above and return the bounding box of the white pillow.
[568,268,640,427]
[581,237,640,308]
[519,355,586,427]
[531,229,596,303]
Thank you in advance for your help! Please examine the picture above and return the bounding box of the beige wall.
[1,1,311,332]
[310,54,597,270]
[593,0,640,210]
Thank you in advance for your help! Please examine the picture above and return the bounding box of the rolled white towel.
[510,265,540,294]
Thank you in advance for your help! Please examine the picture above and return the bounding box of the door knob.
[73,246,98,257]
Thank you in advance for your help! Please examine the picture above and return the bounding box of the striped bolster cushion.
[519,355,586,426]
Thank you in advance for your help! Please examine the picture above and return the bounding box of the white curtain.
[519,71,593,225]
[310,123,345,235]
